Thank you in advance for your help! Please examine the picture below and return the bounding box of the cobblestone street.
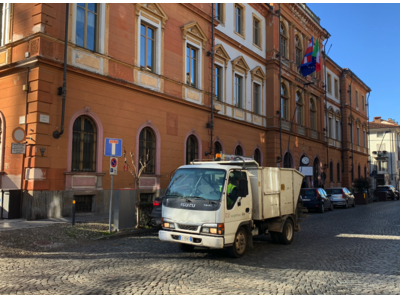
[1,201,400,295]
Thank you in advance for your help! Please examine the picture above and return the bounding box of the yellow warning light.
[216,153,221,159]
[73,200,76,204]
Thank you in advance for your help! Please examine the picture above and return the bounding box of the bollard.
[72,194,76,226]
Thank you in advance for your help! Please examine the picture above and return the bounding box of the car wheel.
[345,201,349,209]
[319,203,325,213]
[277,218,294,245]
[330,202,334,211]
[178,243,195,252]
[352,200,356,207]
[228,227,247,258]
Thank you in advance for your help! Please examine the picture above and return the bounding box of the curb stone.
[94,227,160,240]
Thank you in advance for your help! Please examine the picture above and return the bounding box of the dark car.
[374,185,399,200]
[300,188,333,213]
[150,197,163,227]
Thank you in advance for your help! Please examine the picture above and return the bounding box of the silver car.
[325,187,355,208]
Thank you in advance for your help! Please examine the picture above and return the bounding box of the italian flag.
[312,38,321,72]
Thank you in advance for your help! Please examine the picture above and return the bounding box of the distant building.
[369,117,400,189]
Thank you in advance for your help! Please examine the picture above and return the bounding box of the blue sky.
[307,3,399,122]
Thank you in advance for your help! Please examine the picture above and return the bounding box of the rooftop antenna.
[326,44,332,56]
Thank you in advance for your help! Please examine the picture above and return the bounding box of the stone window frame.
[67,108,104,173]
[184,130,202,165]
[135,4,168,76]
[250,66,266,116]
[280,21,288,59]
[0,3,12,47]
[181,22,207,91]
[215,3,225,25]
[233,3,245,39]
[295,89,304,126]
[334,78,339,99]
[71,3,106,54]
[356,90,359,110]
[326,72,332,95]
[214,44,230,103]
[252,13,262,50]
[231,56,250,110]
[309,97,317,130]
[281,82,290,121]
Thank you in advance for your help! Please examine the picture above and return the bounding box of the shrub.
[353,177,370,193]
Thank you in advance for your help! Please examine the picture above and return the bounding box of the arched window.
[186,135,198,164]
[337,162,340,183]
[295,35,302,69]
[280,22,287,58]
[296,91,303,125]
[310,98,316,130]
[214,141,222,155]
[281,83,288,120]
[330,161,333,182]
[235,145,243,156]
[254,148,261,165]
[139,127,156,174]
[283,152,292,168]
[72,116,97,172]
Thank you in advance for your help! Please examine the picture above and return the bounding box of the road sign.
[110,157,118,175]
[11,143,26,154]
[105,138,123,157]
[12,127,26,143]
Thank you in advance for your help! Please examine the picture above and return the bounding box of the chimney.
[373,116,381,123]
[388,118,396,124]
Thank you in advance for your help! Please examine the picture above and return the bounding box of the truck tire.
[178,243,194,252]
[227,227,247,258]
[277,218,294,245]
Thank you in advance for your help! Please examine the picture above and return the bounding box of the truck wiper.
[165,195,182,198]
[185,196,207,201]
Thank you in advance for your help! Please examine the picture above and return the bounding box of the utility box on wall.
[113,189,136,231]
[0,190,22,219]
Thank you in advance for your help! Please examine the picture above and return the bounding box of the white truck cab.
[159,154,304,257]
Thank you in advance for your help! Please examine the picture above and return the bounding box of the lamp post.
[286,82,313,167]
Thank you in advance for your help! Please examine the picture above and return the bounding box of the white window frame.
[0,3,11,47]
[138,13,162,75]
[233,71,244,109]
[71,3,106,55]
[184,39,202,90]
[252,81,261,114]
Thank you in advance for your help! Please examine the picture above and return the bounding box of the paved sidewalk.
[0,214,108,231]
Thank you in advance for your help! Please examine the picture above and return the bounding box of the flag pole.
[323,38,329,188]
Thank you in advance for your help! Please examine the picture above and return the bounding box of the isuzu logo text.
[181,203,196,208]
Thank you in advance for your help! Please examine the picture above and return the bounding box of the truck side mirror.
[238,179,249,197]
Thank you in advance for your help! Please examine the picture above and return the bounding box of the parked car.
[325,187,355,208]
[300,188,333,213]
[374,185,399,200]
[150,197,163,227]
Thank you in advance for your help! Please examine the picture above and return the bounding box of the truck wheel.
[227,227,247,258]
[277,218,294,245]
[178,243,194,252]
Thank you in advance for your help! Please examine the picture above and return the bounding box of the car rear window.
[326,189,342,195]
[377,187,389,191]
[301,189,317,197]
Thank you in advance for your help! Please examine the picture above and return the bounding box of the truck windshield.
[165,168,226,201]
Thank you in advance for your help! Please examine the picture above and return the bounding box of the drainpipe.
[205,3,214,156]
[53,3,69,139]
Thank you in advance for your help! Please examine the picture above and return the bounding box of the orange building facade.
[0,3,371,219]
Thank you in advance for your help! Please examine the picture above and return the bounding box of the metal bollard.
[72,194,76,226]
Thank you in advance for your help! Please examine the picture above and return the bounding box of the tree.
[123,147,151,228]
[353,177,370,194]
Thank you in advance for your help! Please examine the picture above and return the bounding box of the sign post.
[105,138,122,234]
[109,156,118,233]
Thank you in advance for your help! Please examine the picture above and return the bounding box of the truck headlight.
[202,224,224,235]
[202,227,210,233]
[163,223,175,229]
[209,228,217,234]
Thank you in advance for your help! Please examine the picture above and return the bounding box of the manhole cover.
[34,241,53,247]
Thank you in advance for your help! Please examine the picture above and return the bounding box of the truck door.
[224,170,252,245]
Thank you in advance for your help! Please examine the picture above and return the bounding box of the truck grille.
[177,224,198,231]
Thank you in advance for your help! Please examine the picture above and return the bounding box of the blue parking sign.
[105,138,123,157]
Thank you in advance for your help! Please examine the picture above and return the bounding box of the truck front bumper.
[159,230,224,249]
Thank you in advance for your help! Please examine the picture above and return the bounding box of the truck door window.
[226,171,245,210]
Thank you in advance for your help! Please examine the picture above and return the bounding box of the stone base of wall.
[21,189,165,221]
